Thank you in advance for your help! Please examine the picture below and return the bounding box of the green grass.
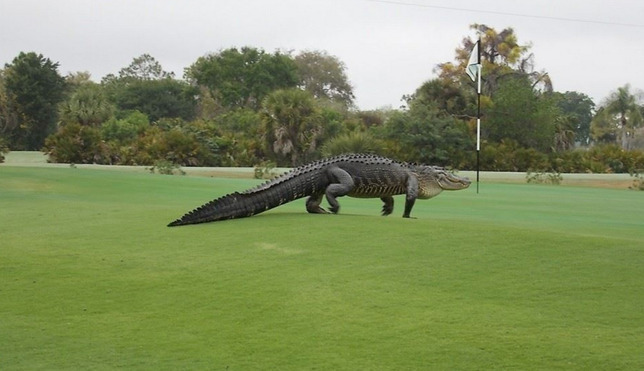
[1,166,643,370]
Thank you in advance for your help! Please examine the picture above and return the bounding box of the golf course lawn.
[1,164,642,369]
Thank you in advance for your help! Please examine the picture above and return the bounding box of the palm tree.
[260,89,323,166]
[553,115,576,152]
[58,83,114,127]
[604,85,642,150]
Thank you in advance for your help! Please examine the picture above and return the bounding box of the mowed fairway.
[1,165,643,370]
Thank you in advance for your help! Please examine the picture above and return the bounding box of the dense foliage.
[2,52,66,150]
[185,47,299,111]
[2,27,644,172]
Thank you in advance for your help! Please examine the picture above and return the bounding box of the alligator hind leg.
[381,196,394,216]
[403,175,419,218]
[306,194,328,214]
[325,167,355,214]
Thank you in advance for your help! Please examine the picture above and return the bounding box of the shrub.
[526,171,563,185]
[148,160,185,175]
[132,126,216,167]
[100,112,149,144]
[0,137,9,163]
[478,142,644,174]
[550,145,644,173]
[550,150,588,173]
[585,145,644,173]
[320,131,384,157]
[629,170,644,191]
[480,140,549,172]
[44,123,107,164]
[254,161,277,179]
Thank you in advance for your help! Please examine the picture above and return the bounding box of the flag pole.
[476,35,481,194]
[465,34,482,193]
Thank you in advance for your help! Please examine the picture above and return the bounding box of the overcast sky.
[1,0,643,110]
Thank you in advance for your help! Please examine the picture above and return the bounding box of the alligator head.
[415,166,471,199]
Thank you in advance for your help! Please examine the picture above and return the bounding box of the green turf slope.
[1,166,642,370]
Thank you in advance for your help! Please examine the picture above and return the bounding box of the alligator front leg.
[381,196,394,216]
[325,167,355,214]
[403,198,416,218]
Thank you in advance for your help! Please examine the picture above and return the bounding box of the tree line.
[1,24,643,172]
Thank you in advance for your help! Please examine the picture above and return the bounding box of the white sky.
[1,0,643,110]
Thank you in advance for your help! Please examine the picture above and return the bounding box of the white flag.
[466,41,480,82]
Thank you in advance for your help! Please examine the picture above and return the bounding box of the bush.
[130,125,233,167]
[526,171,563,185]
[630,170,644,191]
[44,123,107,164]
[551,145,644,173]
[148,160,185,175]
[585,145,644,173]
[253,160,277,179]
[321,131,384,157]
[477,142,644,174]
[372,108,472,167]
[480,140,549,172]
[174,119,245,167]
[550,150,588,173]
[100,111,149,144]
[0,136,9,163]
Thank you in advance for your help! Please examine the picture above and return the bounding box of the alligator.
[168,153,471,226]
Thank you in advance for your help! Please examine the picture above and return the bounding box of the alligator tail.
[167,191,273,226]
[167,170,325,227]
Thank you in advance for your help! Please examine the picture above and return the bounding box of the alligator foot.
[307,206,329,214]
[381,196,394,216]
[306,195,329,214]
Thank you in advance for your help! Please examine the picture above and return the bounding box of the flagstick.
[476,36,481,194]
[466,35,482,193]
